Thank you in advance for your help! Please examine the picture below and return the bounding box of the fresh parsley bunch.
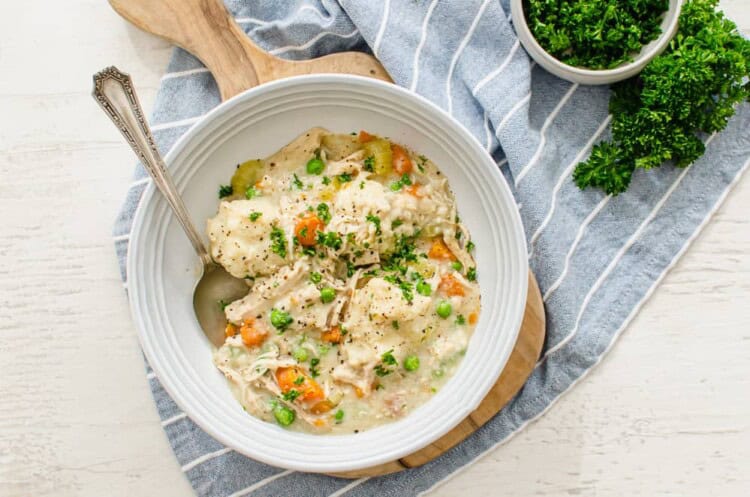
[525,0,669,69]
[574,0,750,195]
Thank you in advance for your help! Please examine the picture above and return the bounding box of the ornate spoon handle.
[92,66,211,266]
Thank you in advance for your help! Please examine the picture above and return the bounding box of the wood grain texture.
[0,1,748,496]
[109,0,390,100]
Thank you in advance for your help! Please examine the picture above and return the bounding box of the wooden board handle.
[109,0,264,100]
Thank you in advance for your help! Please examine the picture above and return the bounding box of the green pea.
[306,158,325,175]
[292,347,308,362]
[334,409,344,423]
[270,308,293,331]
[320,287,336,303]
[416,280,432,296]
[273,404,295,426]
[451,261,463,271]
[403,355,420,372]
[436,300,452,319]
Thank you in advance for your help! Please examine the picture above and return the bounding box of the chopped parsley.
[374,350,398,377]
[310,358,320,378]
[384,274,414,303]
[292,173,304,189]
[282,389,301,402]
[389,173,412,191]
[359,181,365,190]
[293,375,305,385]
[218,184,233,198]
[456,314,466,325]
[322,176,331,185]
[316,203,331,224]
[366,214,382,235]
[383,350,396,365]
[337,173,352,183]
[248,211,262,222]
[417,155,427,173]
[525,0,668,70]
[301,246,316,257]
[310,271,322,284]
[270,226,287,258]
[317,231,342,250]
[363,156,375,172]
[245,186,258,199]
[391,219,403,229]
[217,299,230,310]
[466,241,475,252]
[391,320,400,330]
[467,267,477,281]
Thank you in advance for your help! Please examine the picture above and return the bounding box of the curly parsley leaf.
[574,0,750,195]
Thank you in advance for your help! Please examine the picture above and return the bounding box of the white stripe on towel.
[234,16,271,26]
[495,92,531,134]
[181,447,232,472]
[543,194,612,302]
[409,0,440,91]
[161,67,211,81]
[161,412,187,427]
[446,0,492,115]
[225,469,295,497]
[131,177,150,187]
[328,478,369,497]
[269,28,359,55]
[538,133,720,364]
[527,115,612,258]
[483,112,493,153]
[515,83,579,186]
[151,115,203,132]
[372,0,391,57]
[472,39,520,95]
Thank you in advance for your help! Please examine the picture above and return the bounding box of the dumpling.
[207,198,288,279]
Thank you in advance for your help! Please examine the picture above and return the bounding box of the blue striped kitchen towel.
[113,0,750,495]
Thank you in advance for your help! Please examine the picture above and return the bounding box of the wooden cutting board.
[109,0,546,478]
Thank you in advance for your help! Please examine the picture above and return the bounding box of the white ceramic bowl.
[511,0,681,85]
[127,75,528,473]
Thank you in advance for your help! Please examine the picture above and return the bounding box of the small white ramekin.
[510,0,682,85]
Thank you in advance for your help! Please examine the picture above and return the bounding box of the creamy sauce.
[209,128,480,434]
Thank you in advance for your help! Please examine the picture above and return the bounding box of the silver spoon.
[93,66,248,347]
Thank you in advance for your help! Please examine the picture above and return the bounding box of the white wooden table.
[1,2,748,495]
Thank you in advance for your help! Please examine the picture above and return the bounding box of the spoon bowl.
[93,66,244,348]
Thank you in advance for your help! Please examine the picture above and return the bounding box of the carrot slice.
[310,400,334,414]
[295,214,324,247]
[358,130,375,143]
[428,238,456,261]
[321,325,342,344]
[391,144,413,174]
[239,319,267,347]
[468,312,478,325]
[439,274,466,297]
[404,184,423,198]
[275,367,325,402]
